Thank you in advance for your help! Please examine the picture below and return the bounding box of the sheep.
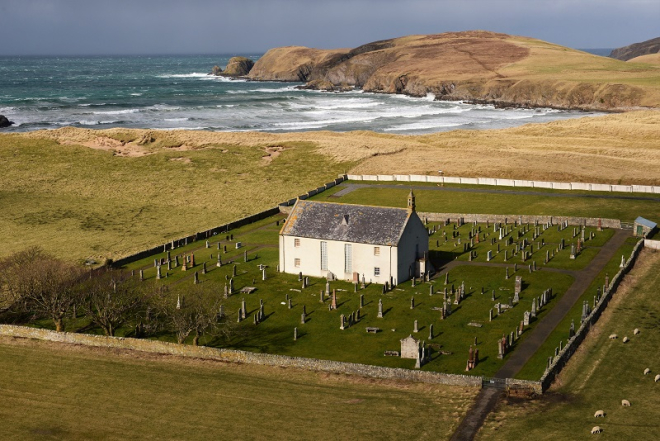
[655,374,660,383]
[591,426,603,434]
[644,368,651,375]
[633,328,640,335]
[622,399,631,407]
[609,334,618,339]
[622,336,629,343]
[594,410,605,418]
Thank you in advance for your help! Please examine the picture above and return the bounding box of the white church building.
[279,191,429,285]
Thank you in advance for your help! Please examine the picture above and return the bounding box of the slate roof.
[280,200,414,246]
[635,216,657,229]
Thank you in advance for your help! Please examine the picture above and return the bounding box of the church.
[279,191,429,285]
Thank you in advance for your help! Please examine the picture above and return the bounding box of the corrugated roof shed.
[280,200,412,246]
[635,216,657,229]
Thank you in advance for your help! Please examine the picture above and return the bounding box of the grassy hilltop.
[248,31,660,111]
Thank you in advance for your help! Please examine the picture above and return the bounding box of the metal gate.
[482,377,507,390]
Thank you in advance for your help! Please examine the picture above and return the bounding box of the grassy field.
[476,248,660,440]
[0,133,352,262]
[2,110,660,263]
[0,336,478,441]
[313,183,660,224]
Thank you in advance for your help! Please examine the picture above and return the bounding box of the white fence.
[346,175,660,195]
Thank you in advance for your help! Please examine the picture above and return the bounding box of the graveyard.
[111,182,642,380]
[476,248,660,440]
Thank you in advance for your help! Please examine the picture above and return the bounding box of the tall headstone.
[377,299,383,318]
[413,320,419,333]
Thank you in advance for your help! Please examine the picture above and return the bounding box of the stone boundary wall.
[506,378,543,394]
[0,324,482,388]
[346,174,660,195]
[113,176,347,268]
[539,238,645,391]
[644,239,660,250]
[418,212,621,229]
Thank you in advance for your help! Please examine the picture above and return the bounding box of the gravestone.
[340,314,345,330]
[413,320,419,333]
[410,297,415,309]
[293,327,297,341]
[429,324,434,340]
[331,290,337,310]
[514,276,522,297]
[400,335,419,359]
[523,310,530,326]
[377,299,383,318]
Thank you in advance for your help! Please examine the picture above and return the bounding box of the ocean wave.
[78,120,120,126]
[154,126,209,131]
[164,117,190,122]
[157,73,210,78]
[92,108,141,115]
[384,120,464,132]
[130,93,143,96]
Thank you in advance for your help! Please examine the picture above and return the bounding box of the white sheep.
[609,334,618,339]
[622,336,629,343]
[633,328,640,335]
[644,368,651,375]
[622,399,631,407]
[591,426,603,434]
[655,374,660,383]
[594,410,605,418]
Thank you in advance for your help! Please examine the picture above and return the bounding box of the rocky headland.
[243,31,660,111]
[610,37,660,61]
[210,56,255,78]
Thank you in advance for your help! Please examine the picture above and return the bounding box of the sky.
[0,0,658,55]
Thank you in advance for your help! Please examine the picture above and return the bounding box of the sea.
[0,54,601,135]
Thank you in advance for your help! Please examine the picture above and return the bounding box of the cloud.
[0,0,658,55]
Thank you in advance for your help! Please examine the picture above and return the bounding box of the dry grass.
[628,53,660,65]
[3,110,660,262]
[0,336,478,440]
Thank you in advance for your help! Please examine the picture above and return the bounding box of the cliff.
[610,37,660,61]
[247,31,660,111]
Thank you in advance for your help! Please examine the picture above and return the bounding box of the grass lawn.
[476,248,660,440]
[515,236,640,380]
[313,183,660,223]
[0,336,478,441]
